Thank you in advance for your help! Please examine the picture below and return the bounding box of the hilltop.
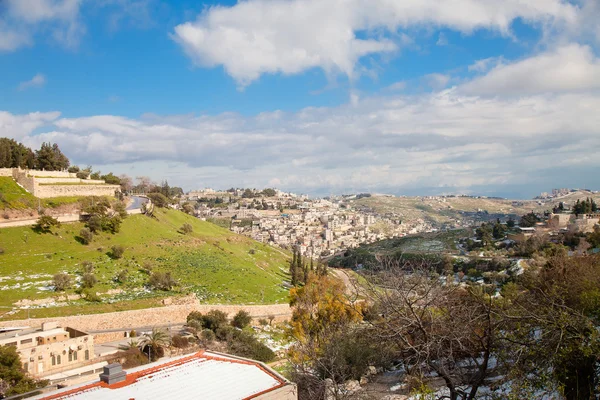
[352,190,600,225]
[0,208,290,321]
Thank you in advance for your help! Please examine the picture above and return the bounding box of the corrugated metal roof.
[37,352,286,400]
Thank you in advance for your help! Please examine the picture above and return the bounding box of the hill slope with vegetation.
[0,208,290,320]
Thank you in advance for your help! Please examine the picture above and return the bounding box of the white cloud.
[386,81,406,91]
[424,73,450,90]
[461,44,600,95]
[18,73,47,91]
[172,0,578,87]
[3,85,599,195]
[436,32,448,46]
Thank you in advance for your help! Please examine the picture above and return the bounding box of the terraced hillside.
[0,209,290,321]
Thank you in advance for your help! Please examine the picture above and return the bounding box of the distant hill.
[353,190,600,224]
[0,208,290,321]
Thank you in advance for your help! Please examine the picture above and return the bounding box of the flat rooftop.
[0,327,66,341]
[35,351,290,400]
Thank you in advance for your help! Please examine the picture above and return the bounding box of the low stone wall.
[35,184,120,199]
[35,178,107,184]
[0,168,12,176]
[0,302,292,334]
[27,170,76,178]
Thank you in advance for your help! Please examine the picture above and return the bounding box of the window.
[57,355,61,364]
[20,338,33,345]
[51,356,56,366]
[73,351,78,360]
[68,352,72,362]
[84,350,89,360]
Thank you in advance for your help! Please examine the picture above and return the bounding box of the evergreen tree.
[290,248,298,286]
[35,142,70,171]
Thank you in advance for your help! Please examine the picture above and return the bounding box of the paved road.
[127,195,148,210]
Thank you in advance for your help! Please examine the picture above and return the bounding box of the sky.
[1,0,599,199]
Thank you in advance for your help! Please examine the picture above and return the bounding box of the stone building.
[0,322,94,378]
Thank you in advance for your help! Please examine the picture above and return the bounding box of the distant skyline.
[1,0,599,198]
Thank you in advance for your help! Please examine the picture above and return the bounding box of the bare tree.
[363,258,501,400]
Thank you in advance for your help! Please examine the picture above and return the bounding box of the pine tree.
[290,249,297,286]
[303,259,309,284]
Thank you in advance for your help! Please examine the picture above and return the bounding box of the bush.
[148,271,177,291]
[87,215,103,233]
[53,273,72,291]
[147,192,170,208]
[187,311,203,323]
[115,269,128,283]
[34,215,60,233]
[114,201,128,218]
[130,330,137,338]
[226,330,275,363]
[81,273,97,289]
[81,289,101,302]
[201,329,216,342]
[180,223,193,234]
[81,261,94,274]
[172,335,189,348]
[203,310,229,332]
[110,245,125,259]
[231,310,252,329]
[79,228,93,244]
[258,318,268,326]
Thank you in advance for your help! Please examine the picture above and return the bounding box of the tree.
[261,188,277,197]
[492,220,507,239]
[231,310,252,329]
[365,260,503,400]
[53,273,72,291]
[506,217,516,228]
[0,345,44,398]
[476,223,494,247]
[100,172,120,185]
[34,215,60,233]
[0,138,35,168]
[138,328,171,361]
[501,255,600,399]
[182,202,195,215]
[35,142,69,171]
[119,174,133,193]
[242,188,255,198]
[147,192,169,208]
[288,275,366,399]
[519,212,540,227]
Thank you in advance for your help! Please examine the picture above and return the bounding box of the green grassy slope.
[0,208,290,320]
[0,176,83,210]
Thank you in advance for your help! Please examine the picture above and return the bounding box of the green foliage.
[261,188,277,197]
[52,272,71,291]
[0,137,36,168]
[147,192,170,208]
[79,227,93,245]
[35,142,69,171]
[34,215,60,233]
[519,212,540,227]
[0,345,44,397]
[231,310,252,329]
[100,172,121,185]
[226,330,275,362]
[187,310,229,332]
[182,202,195,215]
[110,244,125,259]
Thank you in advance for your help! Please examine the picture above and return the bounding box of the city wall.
[35,184,120,199]
[0,168,13,176]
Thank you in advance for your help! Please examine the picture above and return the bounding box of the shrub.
[81,261,94,274]
[110,245,125,259]
[226,330,275,363]
[172,335,189,349]
[203,310,229,332]
[231,310,252,329]
[148,271,177,291]
[81,289,101,302]
[34,215,60,233]
[130,330,137,338]
[114,201,128,218]
[81,273,97,289]
[180,223,193,234]
[53,273,72,291]
[258,318,268,326]
[79,228,93,244]
[115,269,128,283]
[187,311,203,323]
[87,215,103,233]
[201,329,216,342]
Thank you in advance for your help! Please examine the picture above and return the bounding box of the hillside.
[354,190,600,224]
[0,176,82,215]
[0,208,290,321]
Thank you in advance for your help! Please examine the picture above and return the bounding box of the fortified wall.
[1,168,120,198]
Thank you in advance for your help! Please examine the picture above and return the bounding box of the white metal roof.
[36,352,286,400]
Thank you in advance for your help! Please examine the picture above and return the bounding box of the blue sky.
[1,0,600,198]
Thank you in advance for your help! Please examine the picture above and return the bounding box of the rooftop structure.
[34,351,297,400]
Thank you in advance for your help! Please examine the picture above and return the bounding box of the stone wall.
[35,178,105,184]
[27,170,77,178]
[0,302,292,334]
[35,184,120,199]
[0,168,12,176]
[12,168,37,194]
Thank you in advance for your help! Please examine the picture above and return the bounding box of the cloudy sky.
[1,0,599,198]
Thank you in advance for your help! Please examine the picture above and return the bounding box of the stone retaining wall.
[0,302,292,334]
[35,184,120,198]
[0,168,12,176]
